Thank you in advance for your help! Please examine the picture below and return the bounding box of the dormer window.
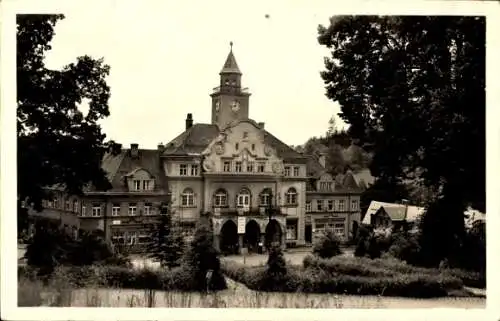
[143,180,150,190]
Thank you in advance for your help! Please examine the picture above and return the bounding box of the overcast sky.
[40,0,349,149]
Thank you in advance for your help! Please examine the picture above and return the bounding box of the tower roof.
[220,42,241,75]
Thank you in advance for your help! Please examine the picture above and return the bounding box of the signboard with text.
[237,217,246,234]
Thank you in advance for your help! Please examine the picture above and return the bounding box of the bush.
[312,231,342,258]
[387,231,421,265]
[221,259,463,297]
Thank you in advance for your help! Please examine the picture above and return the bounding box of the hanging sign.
[237,217,246,234]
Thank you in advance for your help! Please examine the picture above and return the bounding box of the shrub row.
[221,261,464,298]
[303,255,485,289]
[18,264,196,291]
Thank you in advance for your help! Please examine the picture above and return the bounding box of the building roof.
[362,201,425,224]
[378,206,407,221]
[220,44,241,75]
[162,121,308,164]
[94,147,168,193]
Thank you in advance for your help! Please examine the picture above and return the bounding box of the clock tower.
[210,42,251,129]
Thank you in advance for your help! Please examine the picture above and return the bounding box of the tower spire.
[220,41,241,75]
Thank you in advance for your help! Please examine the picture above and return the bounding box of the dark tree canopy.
[318,16,485,266]
[17,14,116,211]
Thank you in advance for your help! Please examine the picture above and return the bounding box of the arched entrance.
[265,219,283,248]
[244,220,260,253]
[220,220,238,255]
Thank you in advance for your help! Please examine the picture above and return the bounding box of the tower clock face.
[231,100,240,112]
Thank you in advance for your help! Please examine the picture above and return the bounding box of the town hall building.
[28,44,365,254]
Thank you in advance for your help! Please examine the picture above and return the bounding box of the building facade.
[28,45,365,254]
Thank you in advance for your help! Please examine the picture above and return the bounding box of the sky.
[41,0,348,149]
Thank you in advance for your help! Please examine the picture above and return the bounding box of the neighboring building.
[27,44,365,254]
[362,201,425,231]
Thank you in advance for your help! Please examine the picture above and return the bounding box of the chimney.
[186,113,193,130]
[318,152,326,168]
[258,122,265,129]
[130,143,139,158]
[157,143,165,152]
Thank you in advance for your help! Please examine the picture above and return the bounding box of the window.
[223,161,231,172]
[235,161,242,172]
[293,167,299,176]
[112,204,120,216]
[144,203,153,215]
[126,231,137,245]
[351,199,358,210]
[257,162,265,173]
[285,188,297,205]
[128,203,137,216]
[143,180,151,190]
[260,189,271,206]
[235,143,239,150]
[284,166,291,176]
[65,200,70,211]
[328,200,334,211]
[180,164,188,176]
[306,201,312,212]
[286,224,298,240]
[214,189,227,207]
[251,144,255,151]
[112,231,125,245]
[81,205,86,217]
[317,200,323,212]
[247,161,254,172]
[73,200,79,213]
[92,204,102,217]
[191,165,198,176]
[339,200,345,211]
[237,189,251,207]
[181,188,195,206]
[334,223,345,238]
[53,197,59,209]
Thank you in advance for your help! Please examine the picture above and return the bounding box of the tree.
[318,16,485,266]
[312,230,343,258]
[148,202,185,269]
[17,14,117,214]
[182,217,226,291]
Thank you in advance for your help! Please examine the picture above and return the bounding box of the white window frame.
[285,188,297,205]
[237,190,251,207]
[73,200,79,213]
[284,166,291,176]
[306,201,312,212]
[179,164,188,176]
[181,189,195,207]
[223,161,231,172]
[112,231,125,244]
[317,200,323,212]
[112,205,121,216]
[81,205,86,217]
[143,180,151,190]
[286,224,298,240]
[339,200,345,211]
[92,205,101,217]
[214,190,227,207]
[260,191,270,206]
[132,179,141,191]
[128,204,137,216]
[328,200,334,211]
[293,166,299,177]
[257,162,265,172]
[191,164,198,176]
[235,161,242,172]
[144,203,153,215]
[351,199,358,210]
[247,161,254,172]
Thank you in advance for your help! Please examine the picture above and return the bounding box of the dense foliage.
[148,203,185,269]
[182,217,226,291]
[312,230,343,258]
[17,14,117,223]
[318,16,485,267]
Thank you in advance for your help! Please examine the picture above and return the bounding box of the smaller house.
[362,201,425,231]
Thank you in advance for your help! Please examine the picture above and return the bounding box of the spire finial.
[230,41,233,50]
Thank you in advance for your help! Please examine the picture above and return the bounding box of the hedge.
[18,264,210,292]
[302,255,485,289]
[221,261,464,298]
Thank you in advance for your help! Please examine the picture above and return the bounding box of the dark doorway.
[244,220,260,253]
[352,221,359,241]
[265,219,282,248]
[220,220,238,255]
[305,224,312,244]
